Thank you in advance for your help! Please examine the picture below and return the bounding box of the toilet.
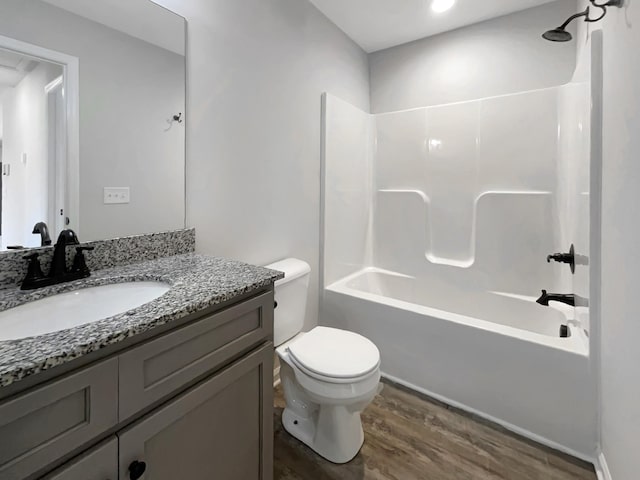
[266,258,381,464]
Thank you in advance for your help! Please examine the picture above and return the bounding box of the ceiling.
[0,49,38,94]
[41,0,185,55]
[0,50,40,141]
[309,0,561,52]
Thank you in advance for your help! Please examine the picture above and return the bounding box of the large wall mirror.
[0,0,186,251]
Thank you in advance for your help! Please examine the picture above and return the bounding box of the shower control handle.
[546,244,576,274]
[547,252,572,263]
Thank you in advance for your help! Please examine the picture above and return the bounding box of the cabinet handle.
[129,460,147,480]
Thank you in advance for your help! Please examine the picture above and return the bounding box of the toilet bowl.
[277,327,381,463]
[266,258,382,464]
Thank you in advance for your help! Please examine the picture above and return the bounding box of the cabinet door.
[118,342,273,480]
[43,438,117,480]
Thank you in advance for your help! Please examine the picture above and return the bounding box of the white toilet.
[266,258,381,464]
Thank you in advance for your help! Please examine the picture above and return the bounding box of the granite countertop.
[0,253,284,388]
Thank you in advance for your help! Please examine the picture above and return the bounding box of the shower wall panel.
[558,83,591,332]
[373,87,573,296]
[322,93,374,287]
[323,85,589,302]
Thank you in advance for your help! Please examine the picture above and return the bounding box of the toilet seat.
[286,327,380,384]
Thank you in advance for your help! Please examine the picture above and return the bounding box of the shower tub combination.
[323,269,593,456]
[321,84,596,458]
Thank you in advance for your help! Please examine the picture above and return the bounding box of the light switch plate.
[104,187,130,204]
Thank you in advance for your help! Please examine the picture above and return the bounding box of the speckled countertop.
[0,253,284,388]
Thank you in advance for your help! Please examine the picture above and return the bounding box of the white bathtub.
[322,268,597,458]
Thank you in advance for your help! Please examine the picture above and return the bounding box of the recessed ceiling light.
[431,0,456,13]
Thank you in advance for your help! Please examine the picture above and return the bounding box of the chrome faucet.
[536,290,589,307]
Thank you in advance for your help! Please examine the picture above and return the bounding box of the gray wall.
[155,0,370,331]
[597,1,640,478]
[0,0,185,242]
[369,0,578,113]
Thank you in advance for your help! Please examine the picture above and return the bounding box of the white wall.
[0,0,185,242]
[369,0,578,113]
[1,62,62,248]
[595,1,640,478]
[153,0,370,331]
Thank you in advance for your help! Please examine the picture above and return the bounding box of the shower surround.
[320,85,595,457]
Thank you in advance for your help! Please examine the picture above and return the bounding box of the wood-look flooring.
[274,380,596,480]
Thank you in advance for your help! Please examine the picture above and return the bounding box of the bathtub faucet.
[536,290,589,307]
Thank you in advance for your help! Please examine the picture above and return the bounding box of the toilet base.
[276,338,381,464]
[282,404,365,464]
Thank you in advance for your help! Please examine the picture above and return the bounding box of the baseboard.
[595,452,612,480]
[381,372,597,465]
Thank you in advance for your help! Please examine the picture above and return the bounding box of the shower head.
[542,0,624,43]
[542,27,573,42]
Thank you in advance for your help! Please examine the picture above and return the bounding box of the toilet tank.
[265,258,311,347]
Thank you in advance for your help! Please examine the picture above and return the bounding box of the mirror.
[0,0,186,251]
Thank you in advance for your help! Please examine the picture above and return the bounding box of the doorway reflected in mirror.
[0,49,67,250]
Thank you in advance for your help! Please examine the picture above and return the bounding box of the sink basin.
[0,281,171,341]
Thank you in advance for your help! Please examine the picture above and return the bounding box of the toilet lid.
[287,327,380,380]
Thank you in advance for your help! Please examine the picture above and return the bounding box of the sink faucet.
[536,290,589,307]
[32,222,52,246]
[21,229,93,290]
[49,229,80,278]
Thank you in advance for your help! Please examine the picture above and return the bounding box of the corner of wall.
[596,451,613,480]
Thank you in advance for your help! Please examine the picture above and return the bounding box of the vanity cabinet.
[119,344,273,480]
[43,439,118,480]
[0,289,275,480]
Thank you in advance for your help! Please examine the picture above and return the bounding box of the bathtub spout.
[536,290,588,307]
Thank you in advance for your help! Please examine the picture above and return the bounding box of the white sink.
[0,281,171,341]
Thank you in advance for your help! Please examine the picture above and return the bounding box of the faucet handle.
[22,252,44,283]
[546,244,576,274]
[72,246,93,277]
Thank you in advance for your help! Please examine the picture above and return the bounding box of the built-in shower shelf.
[377,189,553,269]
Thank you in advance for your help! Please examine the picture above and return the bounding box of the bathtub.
[322,268,596,458]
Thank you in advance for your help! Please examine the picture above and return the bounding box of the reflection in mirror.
[0,50,65,250]
[0,0,186,251]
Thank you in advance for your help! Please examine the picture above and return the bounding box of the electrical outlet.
[104,187,130,204]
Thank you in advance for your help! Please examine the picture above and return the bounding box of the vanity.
[0,3,283,478]
[0,239,283,480]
